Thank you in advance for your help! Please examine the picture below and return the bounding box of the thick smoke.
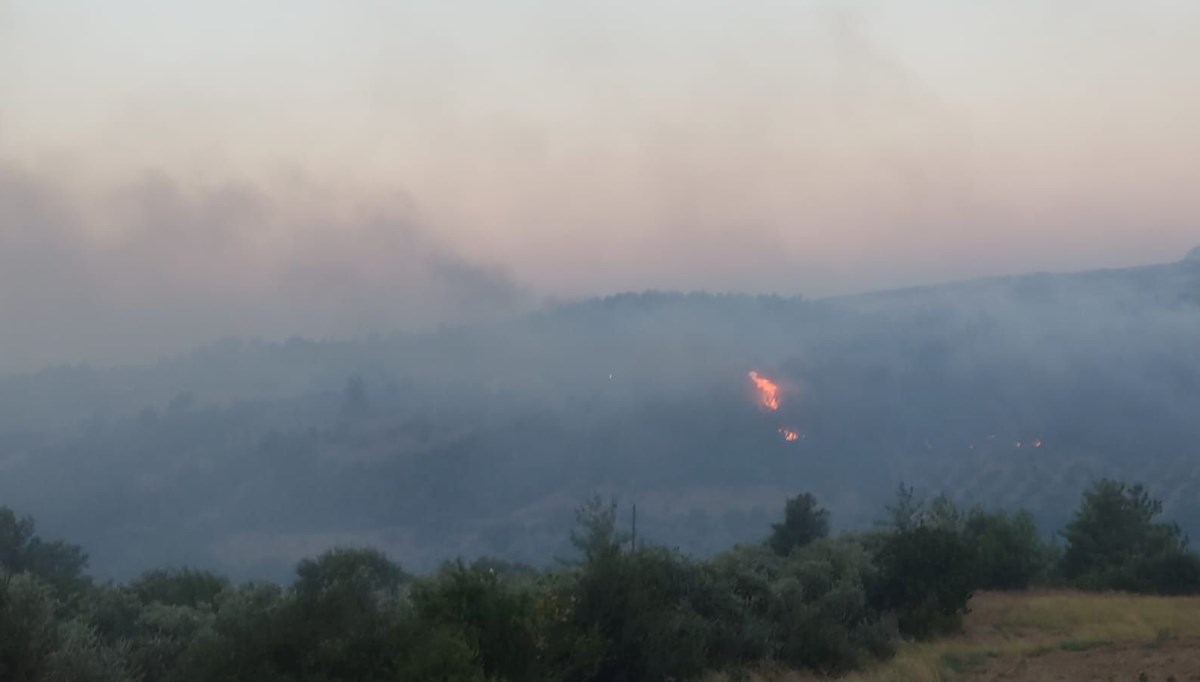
[0,162,528,371]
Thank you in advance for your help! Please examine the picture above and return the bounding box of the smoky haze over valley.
[0,154,1197,371]
[3,2,1200,369]
[1,1,1200,584]
[0,248,1198,579]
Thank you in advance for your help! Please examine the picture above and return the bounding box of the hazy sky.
[2,1,1199,368]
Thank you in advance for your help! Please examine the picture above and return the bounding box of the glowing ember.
[748,371,781,411]
[779,428,800,442]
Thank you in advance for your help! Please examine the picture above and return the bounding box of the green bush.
[871,525,975,639]
[0,571,132,682]
[390,624,488,682]
[563,544,714,682]
[693,547,779,667]
[773,539,896,673]
[129,568,228,609]
[170,583,293,682]
[43,619,133,682]
[412,560,538,681]
[0,507,90,597]
[963,508,1051,590]
[0,571,58,682]
[1061,480,1200,594]
[1132,549,1200,596]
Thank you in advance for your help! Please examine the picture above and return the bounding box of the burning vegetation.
[749,371,802,443]
[748,371,781,411]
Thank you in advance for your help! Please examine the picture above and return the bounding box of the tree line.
[2,478,1199,682]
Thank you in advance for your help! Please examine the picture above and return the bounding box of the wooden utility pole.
[631,503,638,552]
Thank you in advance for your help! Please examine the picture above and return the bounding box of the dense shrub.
[171,583,293,682]
[288,549,410,681]
[871,525,975,638]
[0,571,132,682]
[128,569,227,609]
[411,560,538,681]
[560,536,715,680]
[694,547,780,666]
[42,619,132,682]
[1130,549,1200,596]
[0,509,90,597]
[1061,479,1200,594]
[870,487,1053,638]
[389,624,488,682]
[0,571,59,682]
[963,508,1051,590]
[702,538,900,675]
[773,539,896,673]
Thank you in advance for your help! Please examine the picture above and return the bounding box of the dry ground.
[706,590,1200,682]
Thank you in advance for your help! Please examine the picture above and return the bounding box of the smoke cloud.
[1,1,1199,370]
[0,162,528,371]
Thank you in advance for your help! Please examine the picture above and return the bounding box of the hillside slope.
[0,253,1197,579]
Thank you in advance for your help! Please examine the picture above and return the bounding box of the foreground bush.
[1062,479,1200,595]
[7,478,1197,681]
[412,560,538,681]
[772,539,897,673]
[871,525,974,639]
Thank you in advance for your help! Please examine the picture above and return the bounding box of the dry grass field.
[705,590,1200,682]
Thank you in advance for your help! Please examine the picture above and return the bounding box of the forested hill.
[1,252,1198,580]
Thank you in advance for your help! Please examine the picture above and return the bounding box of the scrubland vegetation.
[707,590,1200,682]
[4,477,1200,681]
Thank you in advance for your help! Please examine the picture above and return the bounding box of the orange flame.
[748,371,781,411]
[779,428,800,442]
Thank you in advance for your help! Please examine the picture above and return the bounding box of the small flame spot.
[779,428,800,442]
